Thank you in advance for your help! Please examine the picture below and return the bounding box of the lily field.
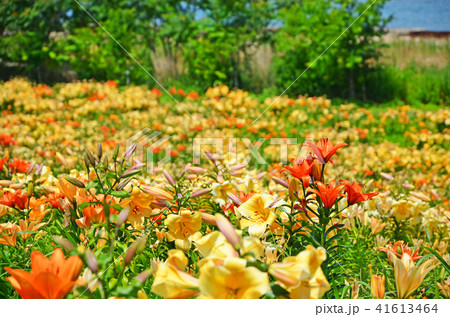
[0,78,449,299]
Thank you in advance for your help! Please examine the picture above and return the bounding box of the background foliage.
[0,0,448,104]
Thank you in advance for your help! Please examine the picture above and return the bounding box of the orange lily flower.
[0,222,19,246]
[8,158,31,173]
[307,181,345,209]
[57,177,79,203]
[282,158,313,188]
[0,156,8,171]
[75,194,118,229]
[303,138,348,164]
[28,197,49,222]
[0,134,17,146]
[5,249,83,299]
[44,192,65,210]
[380,241,422,262]
[341,180,378,205]
[0,189,28,209]
[18,219,46,240]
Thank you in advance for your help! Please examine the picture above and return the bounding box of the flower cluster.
[0,80,448,299]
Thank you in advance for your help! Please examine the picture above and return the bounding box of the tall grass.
[366,64,450,105]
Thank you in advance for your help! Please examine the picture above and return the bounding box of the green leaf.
[422,246,450,274]
[79,201,97,210]
[270,284,290,298]
[110,190,131,198]
[17,230,38,235]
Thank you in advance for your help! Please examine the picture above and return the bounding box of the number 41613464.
[376,304,438,314]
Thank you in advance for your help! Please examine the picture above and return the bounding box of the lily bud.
[56,152,69,169]
[186,174,198,180]
[227,193,243,206]
[229,163,247,171]
[116,178,132,191]
[200,212,216,225]
[120,168,141,178]
[268,197,284,209]
[113,144,120,159]
[0,180,13,187]
[135,236,147,253]
[215,214,241,250]
[86,150,96,166]
[191,188,211,197]
[27,182,33,196]
[310,162,322,182]
[231,170,244,176]
[273,176,289,188]
[35,164,44,175]
[141,186,173,201]
[380,173,394,181]
[151,199,168,208]
[97,142,103,159]
[84,156,90,170]
[102,155,108,168]
[370,273,385,299]
[410,191,431,202]
[124,245,137,266]
[85,248,98,273]
[65,176,85,188]
[53,236,74,251]
[116,206,130,227]
[135,269,153,284]
[188,166,206,173]
[163,169,176,186]
[10,183,24,190]
[26,162,35,174]
[124,236,147,266]
[204,151,216,163]
[255,172,266,180]
[431,190,440,200]
[124,143,137,160]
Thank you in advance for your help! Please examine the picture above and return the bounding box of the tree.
[273,0,391,99]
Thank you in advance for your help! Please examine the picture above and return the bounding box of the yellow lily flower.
[194,230,264,263]
[389,251,439,298]
[211,181,238,206]
[269,245,330,299]
[119,187,154,228]
[165,209,202,251]
[198,257,270,299]
[238,194,277,238]
[195,231,238,260]
[151,249,200,299]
